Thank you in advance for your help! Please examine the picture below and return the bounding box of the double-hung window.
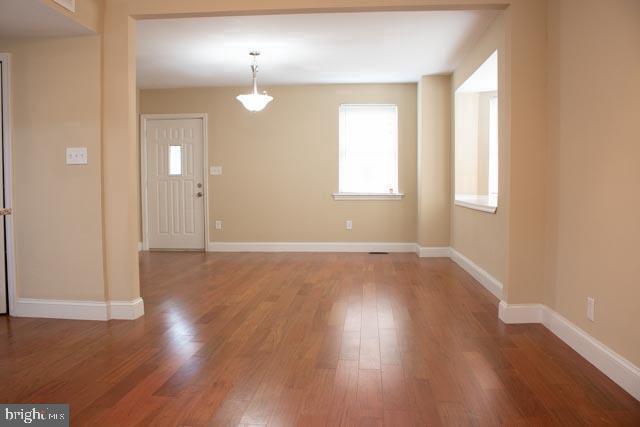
[336,104,400,199]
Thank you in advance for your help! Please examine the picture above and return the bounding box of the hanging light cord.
[250,52,260,94]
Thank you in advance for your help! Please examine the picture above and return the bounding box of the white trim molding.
[416,246,451,258]
[332,192,405,201]
[138,241,143,252]
[109,298,145,320]
[454,194,498,213]
[13,297,144,321]
[449,248,503,299]
[1,53,17,316]
[53,0,76,13]
[499,302,640,401]
[207,241,417,253]
[498,301,545,324]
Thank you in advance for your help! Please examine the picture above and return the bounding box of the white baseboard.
[138,242,143,251]
[498,301,545,323]
[499,302,640,401]
[14,297,144,321]
[109,297,145,320]
[449,248,503,299]
[416,246,451,258]
[14,298,110,321]
[207,241,417,253]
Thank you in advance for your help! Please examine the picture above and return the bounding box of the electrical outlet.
[345,220,353,230]
[215,220,223,230]
[210,166,223,176]
[587,297,595,321]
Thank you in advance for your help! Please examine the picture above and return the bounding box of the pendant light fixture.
[236,51,273,112]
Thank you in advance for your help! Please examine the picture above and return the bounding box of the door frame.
[0,53,17,314]
[140,113,209,251]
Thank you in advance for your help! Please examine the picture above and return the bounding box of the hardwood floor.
[1,252,638,426]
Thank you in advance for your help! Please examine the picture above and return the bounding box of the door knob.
[197,183,202,188]
[196,192,203,198]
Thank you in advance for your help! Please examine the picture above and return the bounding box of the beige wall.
[454,92,479,195]
[451,14,507,284]
[102,0,140,301]
[42,0,103,33]
[136,88,142,244]
[451,0,549,303]
[0,36,105,300]
[502,0,548,305]
[547,0,640,365]
[141,84,418,243]
[417,75,450,247]
[476,91,495,195]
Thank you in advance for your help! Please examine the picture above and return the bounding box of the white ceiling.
[136,11,499,89]
[0,0,92,38]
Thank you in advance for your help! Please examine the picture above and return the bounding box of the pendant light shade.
[236,52,273,112]
[236,93,273,112]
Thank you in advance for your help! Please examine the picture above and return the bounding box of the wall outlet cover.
[66,147,87,165]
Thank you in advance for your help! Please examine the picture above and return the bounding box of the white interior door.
[145,118,205,250]
[0,59,7,314]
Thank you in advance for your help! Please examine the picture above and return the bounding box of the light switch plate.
[66,147,88,165]
[210,166,223,176]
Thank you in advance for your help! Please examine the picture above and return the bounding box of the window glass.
[168,145,182,176]
[339,104,398,194]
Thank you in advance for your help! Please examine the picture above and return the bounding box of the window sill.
[332,192,405,201]
[454,194,498,213]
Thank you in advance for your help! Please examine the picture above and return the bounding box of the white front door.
[145,118,205,250]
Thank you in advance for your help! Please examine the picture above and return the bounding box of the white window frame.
[488,95,499,197]
[333,104,404,201]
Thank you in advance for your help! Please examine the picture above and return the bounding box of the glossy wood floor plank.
[0,252,638,426]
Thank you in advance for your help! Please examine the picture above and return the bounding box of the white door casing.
[0,56,6,313]
[142,115,207,250]
[0,53,16,315]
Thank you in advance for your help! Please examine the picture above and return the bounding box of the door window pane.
[168,145,182,176]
